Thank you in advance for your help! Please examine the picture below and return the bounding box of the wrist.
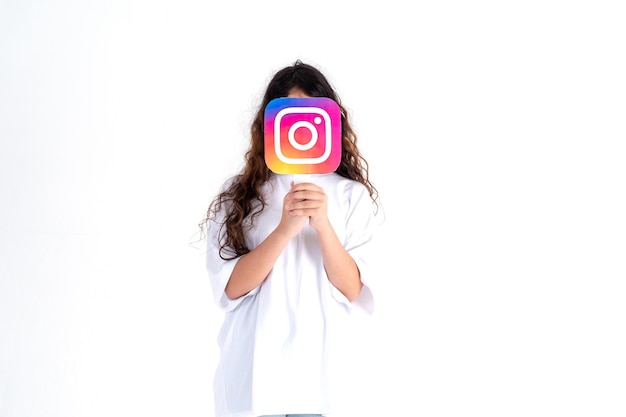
[312,217,332,234]
[274,223,299,241]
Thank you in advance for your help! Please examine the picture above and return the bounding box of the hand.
[277,181,309,238]
[284,181,331,232]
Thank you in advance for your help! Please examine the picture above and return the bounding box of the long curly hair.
[200,60,379,260]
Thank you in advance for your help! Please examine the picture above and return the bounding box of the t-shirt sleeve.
[331,183,381,314]
[205,204,260,313]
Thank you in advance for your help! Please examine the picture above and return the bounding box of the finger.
[291,189,326,202]
[288,208,317,217]
[284,190,311,204]
[289,199,324,211]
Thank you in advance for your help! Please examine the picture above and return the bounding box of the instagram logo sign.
[264,97,342,174]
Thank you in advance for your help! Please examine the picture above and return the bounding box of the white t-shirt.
[206,172,378,417]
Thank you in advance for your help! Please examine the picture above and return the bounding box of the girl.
[201,60,380,417]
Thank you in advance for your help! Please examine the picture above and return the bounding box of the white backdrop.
[1,1,625,416]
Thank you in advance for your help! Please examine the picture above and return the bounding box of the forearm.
[316,225,363,302]
[224,227,291,300]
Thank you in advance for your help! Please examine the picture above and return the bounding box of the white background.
[1,1,625,416]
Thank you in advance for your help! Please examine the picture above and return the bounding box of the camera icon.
[264,97,342,174]
[274,106,332,165]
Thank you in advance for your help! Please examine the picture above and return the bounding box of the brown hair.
[200,60,378,260]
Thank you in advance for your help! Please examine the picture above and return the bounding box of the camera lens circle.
[288,121,318,151]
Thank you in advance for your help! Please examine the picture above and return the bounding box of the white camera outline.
[273,106,332,165]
